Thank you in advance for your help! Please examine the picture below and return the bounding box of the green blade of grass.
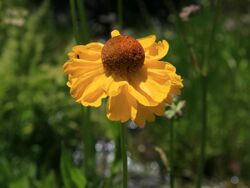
[69,0,80,44]
[76,0,90,43]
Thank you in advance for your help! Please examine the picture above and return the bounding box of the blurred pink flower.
[179,5,201,22]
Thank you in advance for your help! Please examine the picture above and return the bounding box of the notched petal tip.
[111,30,121,37]
[161,40,170,56]
[137,35,156,49]
[145,40,170,60]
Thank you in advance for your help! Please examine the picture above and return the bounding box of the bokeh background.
[0,0,250,187]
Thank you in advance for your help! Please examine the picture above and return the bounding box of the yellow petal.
[69,67,104,100]
[138,77,170,104]
[129,65,171,106]
[137,35,156,49]
[169,73,183,87]
[70,42,103,61]
[133,104,155,128]
[111,30,121,37]
[66,75,77,87]
[67,52,75,59]
[128,85,158,106]
[145,60,183,87]
[85,42,104,52]
[103,75,128,96]
[63,60,102,79]
[165,80,183,104]
[165,62,177,72]
[144,59,167,69]
[79,74,108,107]
[107,86,137,122]
[134,103,165,127]
[150,103,165,116]
[65,54,107,107]
[81,89,106,107]
[145,40,169,60]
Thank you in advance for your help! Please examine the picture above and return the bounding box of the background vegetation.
[0,0,249,187]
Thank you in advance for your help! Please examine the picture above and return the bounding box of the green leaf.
[0,157,11,178]
[70,168,86,188]
[60,149,72,188]
[39,171,57,188]
[9,177,29,188]
[60,147,87,188]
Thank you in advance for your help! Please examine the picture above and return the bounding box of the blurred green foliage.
[0,0,249,187]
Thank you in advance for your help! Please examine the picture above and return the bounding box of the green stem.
[196,1,218,187]
[69,0,80,44]
[196,75,207,188]
[170,120,174,188]
[120,123,128,188]
[70,0,95,180]
[202,0,219,75]
[82,107,95,178]
[76,0,90,43]
[117,0,123,29]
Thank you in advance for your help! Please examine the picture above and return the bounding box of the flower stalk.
[120,123,128,188]
[165,0,218,187]
[170,120,175,188]
[196,75,207,188]
[82,107,95,178]
[196,1,219,187]
[116,2,128,187]
[69,0,95,180]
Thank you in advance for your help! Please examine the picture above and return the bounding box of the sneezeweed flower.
[63,30,183,127]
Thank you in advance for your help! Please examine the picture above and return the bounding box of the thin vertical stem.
[69,0,80,44]
[202,0,219,75]
[70,0,95,180]
[196,75,207,188]
[117,0,123,29]
[117,1,126,182]
[170,120,175,188]
[76,0,90,43]
[120,124,128,188]
[80,107,95,179]
[196,1,219,187]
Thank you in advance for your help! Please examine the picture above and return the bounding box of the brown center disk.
[101,35,145,76]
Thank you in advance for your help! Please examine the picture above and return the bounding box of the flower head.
[64,30,183,127]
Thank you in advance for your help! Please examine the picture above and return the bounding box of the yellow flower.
[64,30,183,127]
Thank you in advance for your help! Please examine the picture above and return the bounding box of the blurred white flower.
[3,8,28,27]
